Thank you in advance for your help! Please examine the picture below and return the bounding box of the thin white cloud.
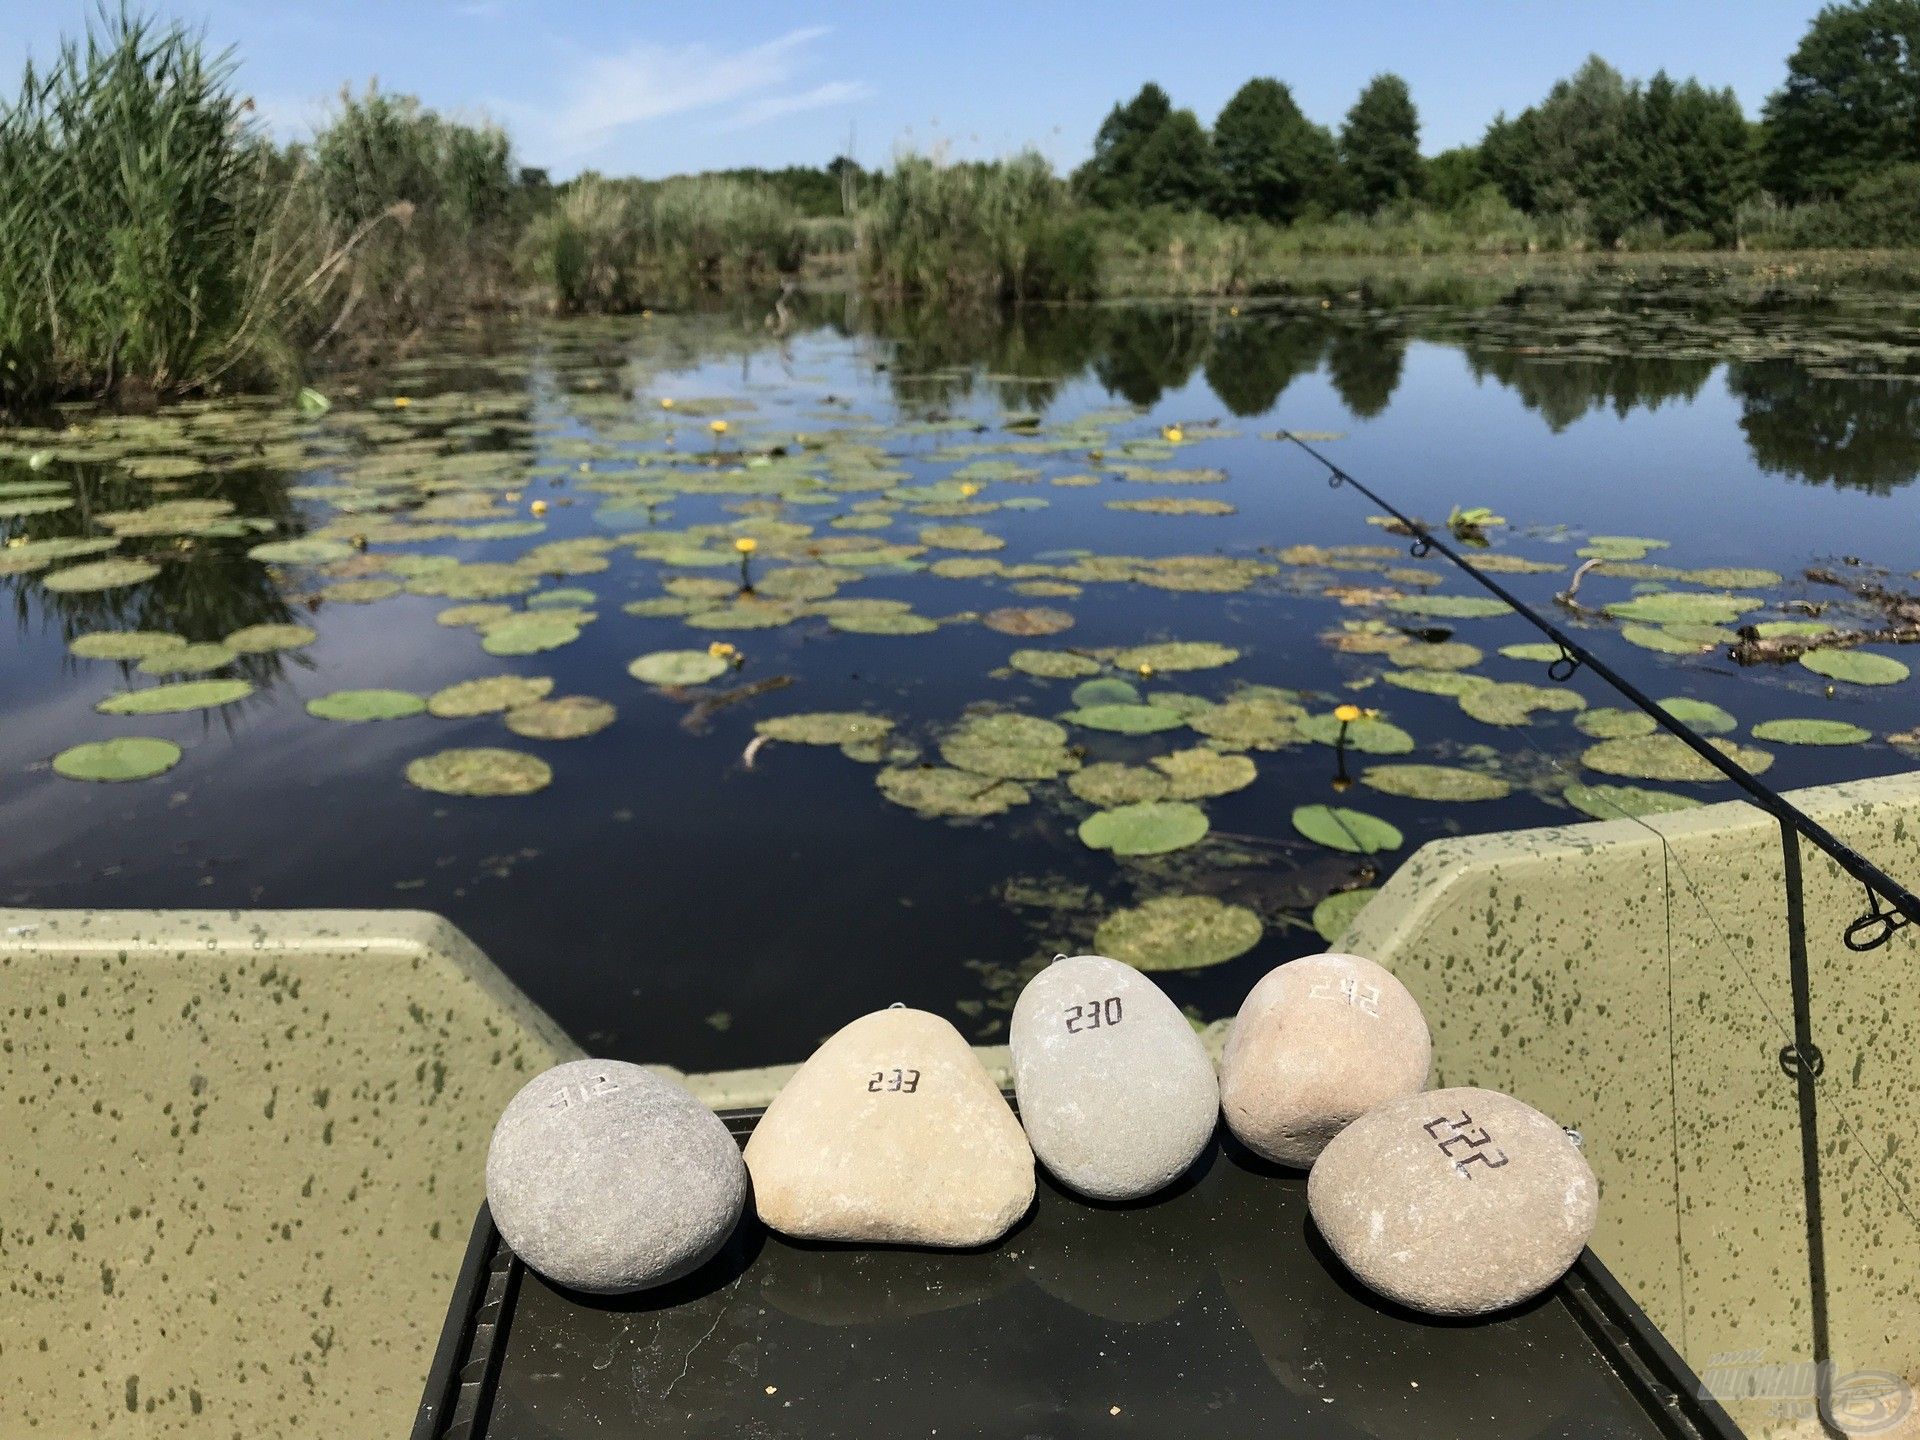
[541,26,856,159]
[723,80,873,132]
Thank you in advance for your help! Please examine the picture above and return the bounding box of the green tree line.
[1071,0,1920,248]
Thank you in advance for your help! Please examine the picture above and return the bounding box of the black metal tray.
[413,1108,1740,1440]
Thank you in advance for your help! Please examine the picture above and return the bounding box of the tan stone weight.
[744,1007,1034,1246]
[1308,1085,1598,1316]
[1220,952,1431,1167]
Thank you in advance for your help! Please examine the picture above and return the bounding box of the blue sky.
[8,2,1829,178]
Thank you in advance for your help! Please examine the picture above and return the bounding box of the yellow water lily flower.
[959,483,980,498]
[1161,425,1183,443]
[391,396,411,409]
[1137,662,1155,678]
[659,397,675,409]
[709,419,730,435]
[1334,703,1364,724]
[707,641,739,660]
[734,536,758,554]
[1228,305,1240,317]
[530,499,548,516]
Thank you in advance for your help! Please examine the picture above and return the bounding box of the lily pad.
[919,525,1004,552]
[307,688,426,722]
[1619,623,1715,655]
[1581,734,1774,782]
[1093,895,1263,972]
[1655,697,1737,735]
[1292,804,1404,854]
[1562,783,1703,820]
[427,675,555,717]
[1078,800,1210,857]
[1152,748,1257,798]
[1111,641,1240,672]
[224,623,318,653]
[1009,649,1102,679]
[504,696,617,740]
[983,606,1074,637]
[1297,714,1416,754]
[629,650,729,686]
[1312,888,1378,943]
[1188,696,1303,749]
[481,614,581,656]
[137,642,235,677]
[69,631,186,662]
[1575,707,1658,739]
[1605,592,1760,626]
[1500,642,1565,663]
[1750,719,1872,746]
[1071,677,1141,707]
[1394,641,1483,671]
[52,737,182,783]
[43,559,160,592]
[1062,703,1187,735]
[248,537,354,565]
[876,765,1029,817]
[406,747,552,797]
[1381,669,1491,697]
[320,579,402,604]
[1360,764,1511,801]
[1385,594,1510,619]
[1798,650,1909,686]
[827,611,939,635]
[97,679,253,715]
[940,713,1078,780]
[756,712,894,745]
[1459,682,1587,726]
[1068,763,1170,807]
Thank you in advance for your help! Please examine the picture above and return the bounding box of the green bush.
[523,173,805,312]
[858,152,1102,303]
[0,9,292,407]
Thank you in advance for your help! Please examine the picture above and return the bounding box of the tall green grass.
[856,152,1101,303]
[525,174,806,313]
[0,10,290,407]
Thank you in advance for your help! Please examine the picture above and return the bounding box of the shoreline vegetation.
[8,4,1920,412]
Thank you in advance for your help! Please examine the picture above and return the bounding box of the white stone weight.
[485,1059,747,1294]
[1010,955,1219,1201]
[1307,1085,1598,1316]
[744,1007,1034,1247]
[1220,952,1431,1167]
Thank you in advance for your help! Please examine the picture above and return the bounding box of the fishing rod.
[1276,429,1920,952]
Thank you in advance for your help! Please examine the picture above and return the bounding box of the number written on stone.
[866,1068,921,1094]
[549,1073,621,1111]
[1308,975,1381,1016]
[1063,996,1123,1034]
[1423,1109,1510,1177]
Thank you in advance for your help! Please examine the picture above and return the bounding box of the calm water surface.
[2,294,1917,1070]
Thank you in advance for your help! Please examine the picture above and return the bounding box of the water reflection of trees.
[5,461,311,691]
[1728,361,1920,494]
[1204,317,1328,417]
[1460,350,1716,432]
[1325,326,1407,419]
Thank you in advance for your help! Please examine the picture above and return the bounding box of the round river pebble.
[1220,952,1431,1167]
[485,1059,746,1293]
[1010,954,1219,1200]
[1308,1085,1598,1316]
[744,1007,1034,1246]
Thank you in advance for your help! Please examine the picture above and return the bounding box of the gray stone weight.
[1011,954,1219,1201]
[744,1007,1033,1246]
[1220,952,1431,1167]
[485,1058,746,1294]
[1307,1085,1598,1316]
